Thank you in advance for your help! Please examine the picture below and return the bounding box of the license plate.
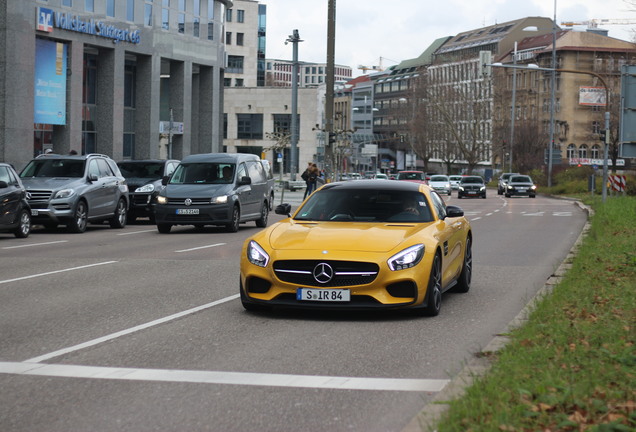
[176,208,199,215]
[31,209,39,216]
[296,288,350,302]
[518,188,526,192]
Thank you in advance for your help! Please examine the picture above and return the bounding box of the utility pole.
[286,30,302,181]
[324,0,336,182]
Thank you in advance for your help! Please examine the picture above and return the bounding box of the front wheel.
[421,253,442,316]
[454,237,472,293]
[157,223,172,233]
[67,200,88,233]
[109,198,127,228]
[14,209,31,238]
[226,205,240,232]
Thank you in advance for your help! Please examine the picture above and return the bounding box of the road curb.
[401,199,592,432]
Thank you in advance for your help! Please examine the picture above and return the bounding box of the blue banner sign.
[34,39,67,125]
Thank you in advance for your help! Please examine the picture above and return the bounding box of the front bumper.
[154,203,232,226]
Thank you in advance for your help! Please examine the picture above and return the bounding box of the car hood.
[265,221,428,253]
[21,177,85,190]
[429,181,449,186]
[127,177,161,189]
[163,183,234,198]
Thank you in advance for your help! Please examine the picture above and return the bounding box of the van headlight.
[157,195,168,204]
[211,195,228,204]
[388,244,424,271]
[247,241,269,267]
[53,189,75,199]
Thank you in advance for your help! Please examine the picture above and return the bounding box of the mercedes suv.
[19,153,129,233]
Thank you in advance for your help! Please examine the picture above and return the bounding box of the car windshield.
[430,176,448,182]
[118,162,165,179]
[397,172,424,181]
[449,176,462,181]
[461,177,483,184]
[169,163,236,184]
[20,159,85,178]
[511,176,532,183]
[294,188,434,223]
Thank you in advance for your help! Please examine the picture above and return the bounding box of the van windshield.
[169,163,236,184]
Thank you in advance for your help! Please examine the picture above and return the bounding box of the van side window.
[237,163,248,180]
[247,161,266,184]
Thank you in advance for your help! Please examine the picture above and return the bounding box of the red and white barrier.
[608,175,626,192]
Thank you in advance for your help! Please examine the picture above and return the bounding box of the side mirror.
[445,205,464,218]
[238,176,251,186]
[88,173,99,182]
[275,203,291,216]
[0,181,8,188]
[162,175,169,186]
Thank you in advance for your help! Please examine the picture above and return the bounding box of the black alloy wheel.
[421,253,442,316]
[68,200,88,233]
[109,198,127,228]
[226,205,240,232]
[255,201,269,227]
[14,209,31,238]
[454,236,472,293]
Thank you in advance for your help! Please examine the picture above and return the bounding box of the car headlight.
[530,185,537,190]
[388,244,424,271]
[156,195,168,205]
[507,185,513,190]
[458,186,464,191]
[211,195,228,204]
[247,240,269,267]
[53,188,75,199]
[135,184,155,193]
[480,186,486,191]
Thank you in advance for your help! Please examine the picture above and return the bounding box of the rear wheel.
[67,200,88,233]
[255,201,268,227]
[109,198,127,228]
[14,209,31,238]
[421,253,442,316]
[226,205,240,232]
[454,237,472,293]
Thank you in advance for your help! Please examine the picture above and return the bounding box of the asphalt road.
[0,188,588,432]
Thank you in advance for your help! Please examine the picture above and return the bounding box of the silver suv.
[19,153,129,233]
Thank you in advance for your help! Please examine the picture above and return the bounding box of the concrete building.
[1,0,232,170]
[224,0,265,88]
[265,59,352,87]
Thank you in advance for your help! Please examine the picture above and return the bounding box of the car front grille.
[166,198,211,206]
[27,190,53,201]
[462,185,482,191]
[273,260,379,288]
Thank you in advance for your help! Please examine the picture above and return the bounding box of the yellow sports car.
[240,180,472,316]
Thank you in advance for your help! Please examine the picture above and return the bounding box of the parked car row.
[1,152,277,238]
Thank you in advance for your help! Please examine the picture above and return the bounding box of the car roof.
[117,159,177,164]
[180,153,259,164]
[34,153,111,161]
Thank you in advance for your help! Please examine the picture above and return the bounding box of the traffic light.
[328,132,336,146]
[599,130,606,142]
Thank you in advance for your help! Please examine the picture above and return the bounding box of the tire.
[482,194,487,199]
[269,193,274,211]
[530,194,536,198]
[454,236,472,293]
[226,205,240,232]
[421,253,442,316]
[255,201,269,228]
[457,194,463,199]
[505,193,511,198]
[109,198,127,228]
[14,209,31,238]
[157,223,172,233]
[67,200,88,233]
[498,188,503,195]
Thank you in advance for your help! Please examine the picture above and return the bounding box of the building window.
[591,144,600,159]
[227,56,243,73]
[127,0,135,21]
[578,144,588,158]
[224,78,231,87]
[273,114,291,134]
[226,8,232,22]
[144,3,152,26]
[592,121,601,134]
[85,0,94,12]
[567,143,576,159]
[226,32,231,44]
[107,0,115,16]
[193,0,201,37]
[236,32,244,46]
[62,0,72,7]
[162,7,169,30]
[237,9,245,23]
[178,13,185,33]
[235,78,244,87]
[237,114,263,139]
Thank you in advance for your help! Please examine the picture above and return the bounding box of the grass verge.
[435,196,636,432]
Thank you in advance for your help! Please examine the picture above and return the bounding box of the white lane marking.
[2,240,68,250]
[553,212,572,216]
[0,362,449,392]
[175,243,226,253]
[470,217,482,221]
[117,229,156,236]
[24,294,240,363]
[0,261,118,285]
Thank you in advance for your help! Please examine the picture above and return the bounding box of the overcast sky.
[260,0,636,75]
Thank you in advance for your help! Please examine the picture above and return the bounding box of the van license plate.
[296,288,350,302]
[176,208,199,215]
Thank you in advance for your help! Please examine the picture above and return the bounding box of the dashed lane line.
[0,261,118,285]
[2,240,68,250]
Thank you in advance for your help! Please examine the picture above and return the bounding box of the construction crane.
[561,18,636,29]
[357,57,398,74]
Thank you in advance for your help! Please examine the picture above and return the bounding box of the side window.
[166,162,177,176]
[236,163,248,181]
[429,191,447,220]
[88,160,101,178]
[97,159,114,177]
[0,166,10,183]
[247,161,266,184]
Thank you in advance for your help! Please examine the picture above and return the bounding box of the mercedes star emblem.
[313,263,334,284]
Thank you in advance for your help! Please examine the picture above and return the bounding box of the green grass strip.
[437,196,636,432]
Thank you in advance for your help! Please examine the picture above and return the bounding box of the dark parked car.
[458,176,487,199]
[117,159,180,223]
[19,153,129,233]
[154,153,271,233]
[505,175,537,198]
[497,172,518,195]
[0,163,31,238]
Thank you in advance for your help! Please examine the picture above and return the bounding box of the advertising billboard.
[34,38,67,125]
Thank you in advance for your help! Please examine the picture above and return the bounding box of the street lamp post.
[286,30,303,181]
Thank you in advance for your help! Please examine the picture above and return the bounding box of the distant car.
[428,175,452,195]
[505,175,537,198]
[348,173,362,180]
[497,172,518,195]
[154,153,270,233]
[20,153,129,233]
[373,173,389,180]
[449,175,463,190]
[240,180,472,317]
[117,159,180,223]
[458,176,487,199]
[396,170,427,184]
[0,163,31,238]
